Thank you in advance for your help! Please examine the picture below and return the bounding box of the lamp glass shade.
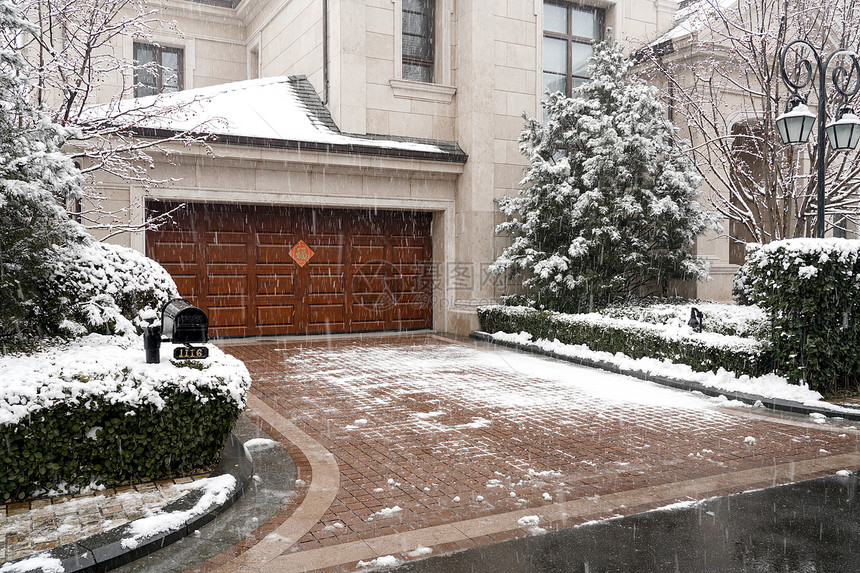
[825,113,860,151]
[776,103,816,144]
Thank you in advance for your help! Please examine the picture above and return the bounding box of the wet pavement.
[202,333,860,572]
[113,415,296,573]
[5,332,858,572]
[389,472,860,572]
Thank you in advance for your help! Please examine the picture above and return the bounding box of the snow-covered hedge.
[0,334,250,502]
[741,238,860,394]
[477,305,772,378]
[600,300,768,339]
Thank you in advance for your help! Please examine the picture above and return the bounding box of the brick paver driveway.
[204,333,859,573]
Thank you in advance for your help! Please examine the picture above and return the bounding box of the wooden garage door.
[146,202,433,337]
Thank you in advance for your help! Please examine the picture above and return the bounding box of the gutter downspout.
[322,0,329,105]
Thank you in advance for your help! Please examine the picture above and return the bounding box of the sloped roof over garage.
[85,75,467,163]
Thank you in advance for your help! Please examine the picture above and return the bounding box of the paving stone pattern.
[221,334,860,571]
[0,476,209,565]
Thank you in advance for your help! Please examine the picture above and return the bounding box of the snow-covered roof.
[650,0,739,48]
[83,76,467,162]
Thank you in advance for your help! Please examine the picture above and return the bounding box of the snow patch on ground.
[120,474,236,550]
[357,555,400,569]
[373,506,403,518]
[243,438,280,451]
[0,556,65,573]
[407,546,433,558]
[488,330,856,413]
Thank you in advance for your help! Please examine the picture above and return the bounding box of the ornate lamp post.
[776,40,860,238]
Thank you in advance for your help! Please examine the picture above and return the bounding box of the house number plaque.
[174,346,210,360]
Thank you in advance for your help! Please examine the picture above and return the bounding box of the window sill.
[390,79,456,103]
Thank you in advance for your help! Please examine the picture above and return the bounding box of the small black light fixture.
[775,95,816,145]
[824,105,860,152]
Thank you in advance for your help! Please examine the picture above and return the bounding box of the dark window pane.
[403,34,433,60]
[571,7,600,40]
[403,11,430,36]
[402,0,434,83]
[133,42,183,97]
[403,0,431,16]
[542,1,603,97]
[543,2,567,34]
[543,72,566,96]
[403,62,433,83]
[543,37,567,74]
[570,42,593,77]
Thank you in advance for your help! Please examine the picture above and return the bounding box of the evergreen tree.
[491,41,714,313]
[0,0,89,343]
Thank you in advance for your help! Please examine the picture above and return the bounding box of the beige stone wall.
[241,0,325,95]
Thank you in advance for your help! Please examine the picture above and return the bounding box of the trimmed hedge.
[742,238,860,394]
[1,386,241,502]
[477,305,772,377]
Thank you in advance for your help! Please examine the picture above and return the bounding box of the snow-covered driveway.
[222,333,859,569]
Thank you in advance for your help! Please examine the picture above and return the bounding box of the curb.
[470,331,860,423]
[8,434,254,573]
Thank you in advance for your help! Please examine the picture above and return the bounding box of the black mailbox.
[161,298,209,344]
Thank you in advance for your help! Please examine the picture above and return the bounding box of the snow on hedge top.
[82,76,445,155]
[481,305,766,355]
[0,334,250,427]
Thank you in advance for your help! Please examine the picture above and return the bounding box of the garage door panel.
[257,274,294,295]
[353,247,386,264]
[352,274,385,293]
[206,242,248,264]
[151,241,197,264]
[257,245,294,264]
[170,274,198,296]
[204,210,247,233]
[309,273,344,294]
[147,202,432,337]
[257,305,295,327]
[350,302,388,323]
[255,214,293,233]
[208,274,248,296]
[306,244,343,264]
[392,246,426,264]
[309,304,345,326]
[208,306,247,328]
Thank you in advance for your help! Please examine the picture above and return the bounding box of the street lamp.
[776,40,860,238]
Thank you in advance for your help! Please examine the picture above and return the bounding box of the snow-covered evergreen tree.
[0,0,89,343]
[491,41,714,313]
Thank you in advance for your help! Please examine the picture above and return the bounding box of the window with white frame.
[542,1,603,97]
[133,42,184,97]
[402,0,435,83]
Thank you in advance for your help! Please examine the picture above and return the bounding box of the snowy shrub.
[477,305,771,378]
[731,260,755,306]
[52,241,179,336]
[490,41,716,313]
[0,334,250,501]
[742,238,860,394]
[2,239,179,350]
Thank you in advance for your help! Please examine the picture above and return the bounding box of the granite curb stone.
[4,433,253,573]
[470,331,860,422]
